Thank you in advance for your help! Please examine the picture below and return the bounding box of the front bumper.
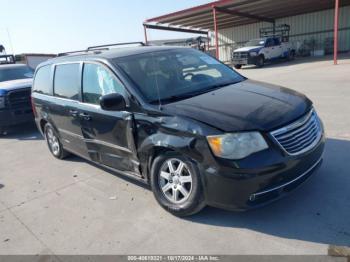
[200,132,325,211]
[232,55,258,65]
[0,107,34,128]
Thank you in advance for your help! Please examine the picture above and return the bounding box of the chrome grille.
[232,52,248,59]
[271,109,322,155]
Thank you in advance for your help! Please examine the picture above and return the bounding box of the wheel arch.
[137,133,203,183]
[40,119,61,139]
[39,119,48,134]
[147,146,176,180]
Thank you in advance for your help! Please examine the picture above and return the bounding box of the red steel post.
[334,0,339,65]
[212,6,219,59]
[143,25,148,45]
[207,32,209,51]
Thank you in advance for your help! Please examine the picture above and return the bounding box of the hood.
[163,80,312,132]
[234,46,263,53]
[0,79,32,94]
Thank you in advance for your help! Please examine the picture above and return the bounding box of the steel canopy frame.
[214,6,275,23]
[211,5,275,59]
[143,0,341,64]
[144,4,275,60]
[143,23,210,46]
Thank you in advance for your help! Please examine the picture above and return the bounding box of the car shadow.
[187,137,350,247]
[0,123,43,141]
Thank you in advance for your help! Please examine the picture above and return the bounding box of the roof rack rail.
[57,42,147,57]
[259,24,290,41]
[57,49,88,57]
[87,42,146,51]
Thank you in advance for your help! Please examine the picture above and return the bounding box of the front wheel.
[150,152,205,217]
[255,55,264,68]
[234,64,242,69]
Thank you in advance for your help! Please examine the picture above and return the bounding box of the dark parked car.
[31,45,325,216]
[0,64,34,134]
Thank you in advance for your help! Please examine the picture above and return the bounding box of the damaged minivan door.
[78,62,141,177]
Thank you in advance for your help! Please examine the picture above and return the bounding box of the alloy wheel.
[158,158,193,204]
[46,128,60,156]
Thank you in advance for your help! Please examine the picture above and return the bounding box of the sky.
[0,0,211,54]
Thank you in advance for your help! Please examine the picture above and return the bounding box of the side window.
[273,38,280,46]
[54,63,80,100]
[33,65,52,95]
[265,39,273,47]
[82,63,125,105]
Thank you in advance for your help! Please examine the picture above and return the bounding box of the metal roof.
[144,0,350,31]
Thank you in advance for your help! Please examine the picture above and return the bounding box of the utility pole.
[6,28,14,54]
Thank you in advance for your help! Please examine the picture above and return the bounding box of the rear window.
[273,38,280,45]
[54,63,80,100]
[0,66,34,82]
[33,65,52,95]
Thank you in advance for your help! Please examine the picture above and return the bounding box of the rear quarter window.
[54,63,80,100]
[33,65,52,95]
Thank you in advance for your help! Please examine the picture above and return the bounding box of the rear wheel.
[0,127,7,136]
[287,50,295,61]
[255,55,264,68]
[44,123,69,159]
[234,64,242,69]
[150,152,205,217]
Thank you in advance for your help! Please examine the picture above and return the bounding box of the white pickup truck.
[232,37,295,69]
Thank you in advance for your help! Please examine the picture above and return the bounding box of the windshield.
[0,66,34,82]
[114,49,245,104]
[245,39,265,47]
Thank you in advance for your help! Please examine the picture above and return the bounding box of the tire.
[234,64,242,69]
[150,152,206,217]
[44,123,70,159]
[287,50,295,61]
[255,55,265,68]
[0,127,6,136]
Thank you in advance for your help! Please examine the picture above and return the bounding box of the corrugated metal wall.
[213,6,350,62]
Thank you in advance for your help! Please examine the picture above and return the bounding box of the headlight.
[0,96,5,109]
[249,51,258,56]
[207,132,268,160]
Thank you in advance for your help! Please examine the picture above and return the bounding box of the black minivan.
[31,44,325,216]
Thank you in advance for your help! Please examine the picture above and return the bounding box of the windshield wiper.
[200,79,245,92]
[152,92,202,104]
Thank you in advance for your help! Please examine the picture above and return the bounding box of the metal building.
[143,0,350,64]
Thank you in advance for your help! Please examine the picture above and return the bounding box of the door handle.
[69,109,79,117]
[79,112,91,121]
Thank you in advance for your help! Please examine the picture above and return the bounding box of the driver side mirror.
[100,93,126,111]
